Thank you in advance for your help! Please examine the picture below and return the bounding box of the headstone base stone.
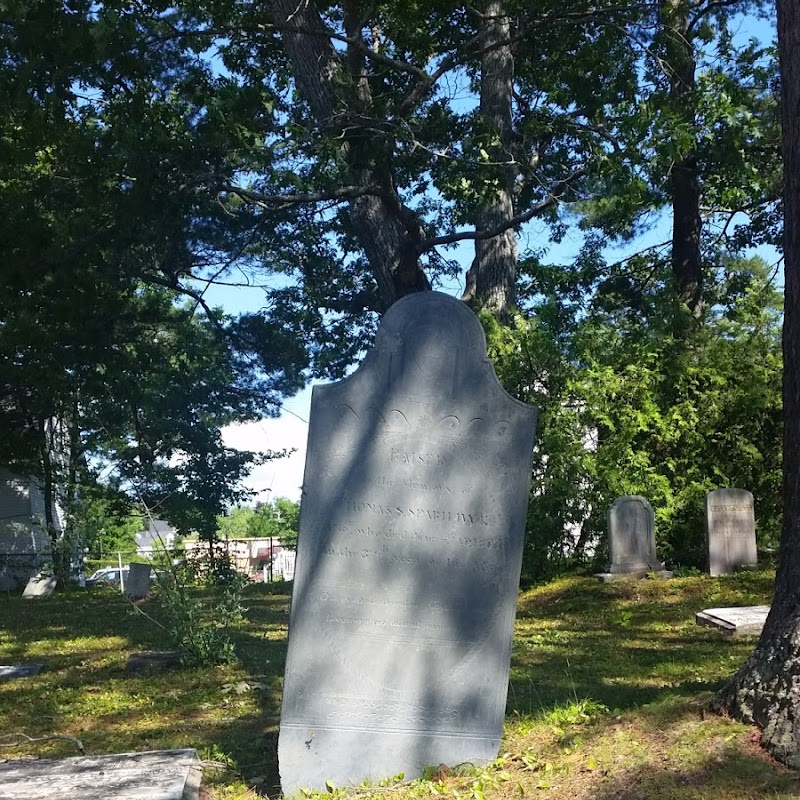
[0,664,44,680]
[0,748,201,799]
[595,570,673,583]
[696,606,770,636]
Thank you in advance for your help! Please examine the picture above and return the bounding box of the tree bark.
[267,0,429,310]
[463,0,518,317]
[710,0,800,766]
[37,417,57,548]
[661,0,703,319]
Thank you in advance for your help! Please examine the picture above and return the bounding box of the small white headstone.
[0,748,201,799]
[22,575,57,599]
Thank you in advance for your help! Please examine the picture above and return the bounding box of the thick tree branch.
[418,168,587,251]
[222,183,382,208]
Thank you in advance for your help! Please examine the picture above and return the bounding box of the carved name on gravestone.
[601,496,666,578]
[22,575,56,598]
[278,292,538,794]
[706,488,757,576]
[0,748,201,800]
[125,563,152,599]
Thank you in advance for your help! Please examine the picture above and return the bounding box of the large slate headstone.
[125,563,152,599]
[601,496,665,577]
[0,748,201,799]
[278,292,537,794]
[706,488,757,576]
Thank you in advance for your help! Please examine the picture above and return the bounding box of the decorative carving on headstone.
[278,292,537,794]
[705,488,757,576]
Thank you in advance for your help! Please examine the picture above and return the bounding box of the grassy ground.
[1,571,798,800]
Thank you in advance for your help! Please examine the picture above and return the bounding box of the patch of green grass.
[1,570,797,800]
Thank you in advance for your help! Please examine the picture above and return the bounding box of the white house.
[0,467,64,590]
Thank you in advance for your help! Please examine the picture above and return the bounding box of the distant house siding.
[0,468,55,590]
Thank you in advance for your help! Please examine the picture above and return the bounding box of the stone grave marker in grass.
[595,496,670,581]
[278,292,538,794]
[0,748,202,799]
[0,664,43,680]
[125,562,151,599]
[22,574,56,598]
[696,606,770,636]
[705,488,757,576]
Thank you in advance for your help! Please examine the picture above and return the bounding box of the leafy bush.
[153,548,248,666]
[486,252,782,580]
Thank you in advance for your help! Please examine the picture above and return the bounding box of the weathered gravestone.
[596,496,667,581]
[706,488,757,576]
[278,292,538,794]
[0,748,201,800]
[22,574,56,599]
[696,606,770,637]
[125,562,152,599]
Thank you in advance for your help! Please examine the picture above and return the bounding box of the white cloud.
[222,390,311,504]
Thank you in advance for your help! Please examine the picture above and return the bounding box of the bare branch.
[689,0,743,33]
[223,183,382,209]
[139,272,229,338]
[418,168,587,251]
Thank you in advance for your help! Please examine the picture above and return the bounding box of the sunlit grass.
[1,570,797,799]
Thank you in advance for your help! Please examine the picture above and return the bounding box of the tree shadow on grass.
[507,577,769,719]
[587,749,800,800]
[0,584,292,798]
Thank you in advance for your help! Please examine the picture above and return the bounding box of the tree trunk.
[661,0,703,319]
[710,0,800,766]
[267,0,429,310]
[37,417,57,548]
[463,0,518,317]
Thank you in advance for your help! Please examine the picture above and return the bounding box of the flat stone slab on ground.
[126,651,183,674]
[0,748,201,800]
[0,664,43,680]
[696,606,770,636]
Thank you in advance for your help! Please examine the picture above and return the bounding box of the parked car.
[85,567,129,587]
